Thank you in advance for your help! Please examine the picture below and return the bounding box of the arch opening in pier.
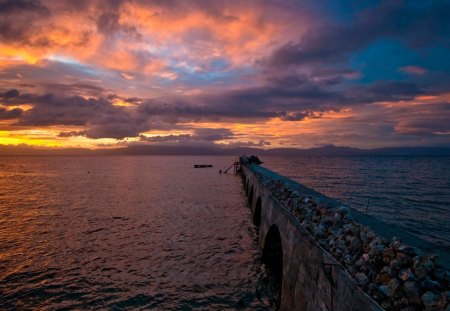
[262,225,283,308]
[253,197,261,227]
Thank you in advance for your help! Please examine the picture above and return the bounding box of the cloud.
[265,1,450,69]
[0,0,50,44]
[0,107,23,119]
[400,65,427,75]
[139,128,234,143]
[191,128,233,141]
[279,111,323,121]
[120,73,135,80]
[221,140,271,148]
[139,134,191,143]
[2,90,146,139]
[0,89,20,100]
[0,1,449,149]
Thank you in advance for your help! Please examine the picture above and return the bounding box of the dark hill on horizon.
[1,144,450,156]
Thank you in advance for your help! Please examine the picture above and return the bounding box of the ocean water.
[0,156,277,310]
[1,155,449,310]
[262,156,450,251]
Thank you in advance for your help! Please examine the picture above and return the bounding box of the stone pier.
[240,157,449,311]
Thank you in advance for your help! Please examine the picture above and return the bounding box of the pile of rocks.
[261,176,449,310]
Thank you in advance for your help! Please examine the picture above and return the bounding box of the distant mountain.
[1,144,450,156]
[257,146,450,157]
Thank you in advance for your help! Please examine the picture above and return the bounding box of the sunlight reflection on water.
[0,156,277,310]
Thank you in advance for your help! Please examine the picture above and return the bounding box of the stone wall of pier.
[241,160,449,311]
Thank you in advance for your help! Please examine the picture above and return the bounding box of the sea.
[1,155,449,309]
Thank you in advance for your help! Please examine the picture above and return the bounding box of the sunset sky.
[1,0,449,151]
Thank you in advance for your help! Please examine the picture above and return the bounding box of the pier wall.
[242,163,383,311]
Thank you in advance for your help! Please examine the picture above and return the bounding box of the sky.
[0,0,449,151]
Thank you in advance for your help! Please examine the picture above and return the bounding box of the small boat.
[194,164,213,168]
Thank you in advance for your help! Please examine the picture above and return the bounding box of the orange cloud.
[1,1,309,79]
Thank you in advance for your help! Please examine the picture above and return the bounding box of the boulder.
[421,291,446,310]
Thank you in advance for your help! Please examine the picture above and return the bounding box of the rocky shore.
[253,170,449,310]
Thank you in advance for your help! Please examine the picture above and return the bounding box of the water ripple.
[0,156,276,310]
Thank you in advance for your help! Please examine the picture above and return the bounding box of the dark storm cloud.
[0,89,20,100]
[96,12,121,34]
[0,0,50,43]
[279,111,323,121]
[2,90,146,139]
[345,81,424,104]
[266,1,450,68]
[17,94,111,126]
[0,66,432,140]
[192,128,233,141]
[138,128,234,143]
[394,102,450,136]
[139,134,191,143]
[96,11,141,37]
[221,140,271,148]
[0,107,23,120]
[40,82,107,97]
[0,0,48,15]
[0,89,34,106]
[57,130,86,138]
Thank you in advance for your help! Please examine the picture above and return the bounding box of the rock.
[314,223,327,239]
[376,272,391,285]
[390,237,402,250]
[355,272,369,286]
[380,300,392,310]
[334,248,342,259]
[398,245,417,257]
[389,259,401,277]
[305,208,313,221]
[369,237,385,253]
[403,281,420,298]
[378,285,389,296]
[399,268,416,281]
[330,227,343,237]
[383,248,396,264]
[321,216,333,226]
[343,223,358,236]
[421,291,446,310]
[350,237,362,252]
[355,258,366,268]
[420,276,442,291]
[359,231,368,243]
[396,251,413,268]
[407,295,423,306]
[343,253,355,266]
[433,267,450,285]
[387,278,401,298]
[393,297,408,308]
[333,212,342,223]
[338,205,349,215]
[414,255,437,279]
[337,238,347,250]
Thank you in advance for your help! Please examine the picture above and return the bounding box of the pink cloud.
[400,65,427,75]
